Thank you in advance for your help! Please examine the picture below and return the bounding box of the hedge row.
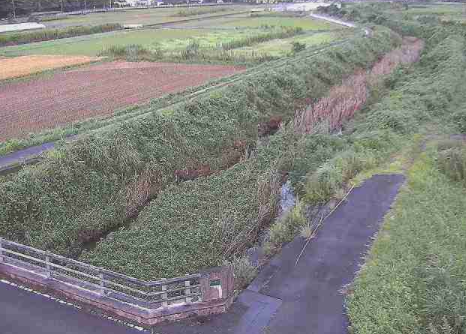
[0,28,399,260]
[0,23,122,47]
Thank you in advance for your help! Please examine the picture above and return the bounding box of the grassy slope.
[348,149,466,334]
[0,37,351,157]
[0,28,398,264]
[336,6,466,333]
[79,29,400,279]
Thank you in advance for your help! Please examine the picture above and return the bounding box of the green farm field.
[234,30,348,57]
[0,17,343,57]
[0,29,213,56]
[39,5,251,29]
[219,16,341,30]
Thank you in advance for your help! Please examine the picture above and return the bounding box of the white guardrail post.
[99,270,106,296]
[161,278,168,307]
[185,274,192,304]
[45,252,52,278]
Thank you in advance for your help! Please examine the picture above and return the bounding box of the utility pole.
[11,0,16,19]
[61,0,64,12]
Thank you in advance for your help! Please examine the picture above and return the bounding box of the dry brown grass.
[0,55,99,80]
[294,37,425,134]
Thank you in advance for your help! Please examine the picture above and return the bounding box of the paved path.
[154,174,405,334]
[0,142,55,172]
[0,280,143,334]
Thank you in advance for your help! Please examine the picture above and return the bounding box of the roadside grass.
[300,33,466,207]
[437,141,466,186]
[347,148,466,334]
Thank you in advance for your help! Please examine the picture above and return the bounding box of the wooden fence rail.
[0,237,234,325]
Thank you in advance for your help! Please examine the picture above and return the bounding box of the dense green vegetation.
[5,9,466,329]
[0,23,121,47]
[0,28,399,267]
[311,4,466,333]
[348,149,466,334]
[79,29,400,278]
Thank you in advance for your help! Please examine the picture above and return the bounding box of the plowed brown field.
[0,61,245,141]
[0,55,99,80]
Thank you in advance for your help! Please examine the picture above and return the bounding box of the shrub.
[291,41,306,54]
[303,130,400,204]
[437,145,466,185]
[451,106,466,133]
[263,200,306,256]
[231,257,258,290]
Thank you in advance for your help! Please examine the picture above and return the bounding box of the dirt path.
[153,174,405,334]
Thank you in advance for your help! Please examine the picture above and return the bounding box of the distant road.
[0,280,143,334]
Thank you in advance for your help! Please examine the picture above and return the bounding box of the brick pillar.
[200,266,234,302]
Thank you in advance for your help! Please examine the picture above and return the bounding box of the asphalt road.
[0,280,143,334]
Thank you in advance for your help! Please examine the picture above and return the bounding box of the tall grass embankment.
[0,28,399,263]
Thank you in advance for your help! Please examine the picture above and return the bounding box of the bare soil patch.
[0,61,245,141]
[0,55,99,80]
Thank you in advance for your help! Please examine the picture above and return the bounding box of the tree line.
[1,0,116,19]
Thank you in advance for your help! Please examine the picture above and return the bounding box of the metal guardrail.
[0,237,204,310]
